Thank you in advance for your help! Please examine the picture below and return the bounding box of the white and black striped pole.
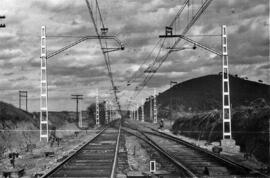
[221,25,232,140]
[96,89,100,126]
[153,88,157,124]
[40,26,49,142]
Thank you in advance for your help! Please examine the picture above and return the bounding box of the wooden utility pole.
[71,94,83,124]
[170,81,177,126]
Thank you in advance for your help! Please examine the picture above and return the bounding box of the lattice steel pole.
[40,26,48,142]
[222,25,232,140]
[132,106,135,120]
[105,100,108,124]
[79,110,83,127]
[136,103,139,121]
[141,99,144,122]
[96,89,100,126]
[134,107,136,120]
[19,91,21,109]
[153,88,157,123]
[109,101,112,121]
[149,97,152,121]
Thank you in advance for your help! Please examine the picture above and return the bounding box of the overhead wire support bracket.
[101,47,124,53]
[159,34,222,56]
[132,0,214,98]
[46,35,124,59]
[85,0,125,116]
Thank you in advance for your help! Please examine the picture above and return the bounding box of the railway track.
[42,121,121,178]
[123,122,267,178]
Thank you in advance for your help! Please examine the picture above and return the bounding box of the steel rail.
[110,124,121,178]
[145,128,268,177]
[41,127,108,178]
[122,127,197,178]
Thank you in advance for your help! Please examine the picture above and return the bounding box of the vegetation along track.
[123,122,268,178]
[42,121,121,178]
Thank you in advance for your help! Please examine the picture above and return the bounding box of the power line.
[131,0,214,99]
[85,0,123,114]
[126,39,162,84]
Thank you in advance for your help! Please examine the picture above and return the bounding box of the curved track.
[123,122,267,178]
[42,122,121,178]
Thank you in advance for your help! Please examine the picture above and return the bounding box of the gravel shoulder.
[0,129,100,177]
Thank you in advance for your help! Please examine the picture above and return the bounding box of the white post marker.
[150,160,156,174]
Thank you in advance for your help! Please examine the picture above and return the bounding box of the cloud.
[0,0,268,111]
[0,49,23,60]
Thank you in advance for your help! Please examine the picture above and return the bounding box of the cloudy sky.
[0,0,269,112]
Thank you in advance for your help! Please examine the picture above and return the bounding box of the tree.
[86,102,106,126]
[0,107,8,129]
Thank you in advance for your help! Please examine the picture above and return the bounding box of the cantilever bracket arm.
[102,48,123,53]
[46,35,124,59]
[159,34,222,56]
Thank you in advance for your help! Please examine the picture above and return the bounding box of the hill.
[156,74,270,113]
[144,74,270,164]
[0,102,39,154]
[0,102,81,156]
[0,101,38,129]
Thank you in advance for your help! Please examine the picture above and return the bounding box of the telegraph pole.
[19,91,28,111]
[71,94,83,126]
[170,81,177,126]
